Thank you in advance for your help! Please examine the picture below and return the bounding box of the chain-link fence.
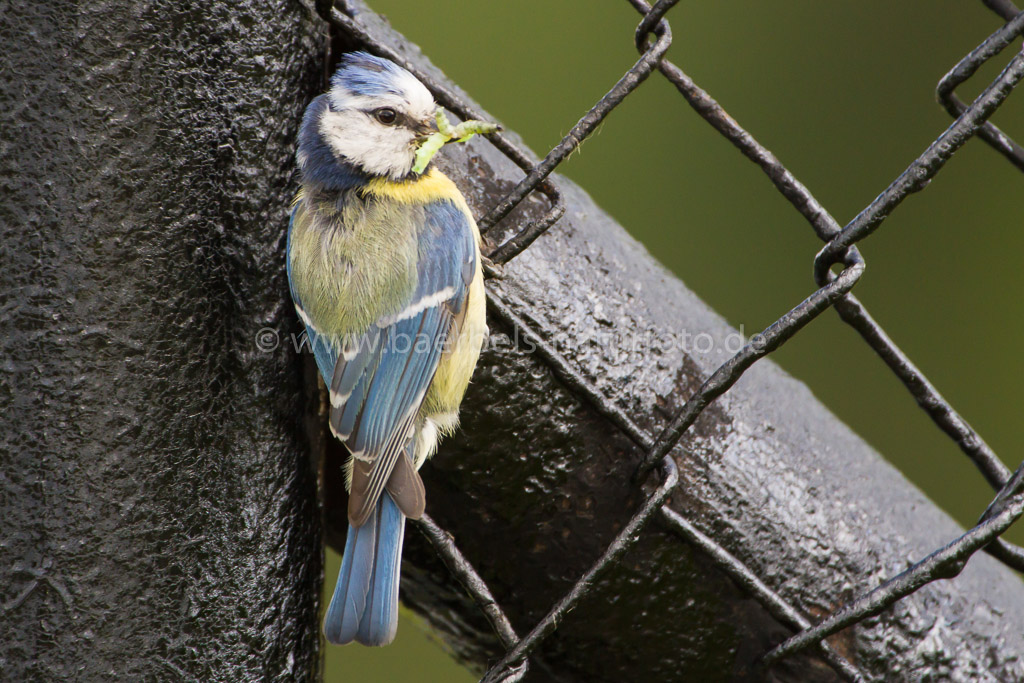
[320,1,1024,680]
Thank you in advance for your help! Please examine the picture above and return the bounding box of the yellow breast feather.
[364,168,473,217]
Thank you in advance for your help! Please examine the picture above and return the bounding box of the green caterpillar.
[412,110,501,174]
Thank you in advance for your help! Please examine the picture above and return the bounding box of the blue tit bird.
[287,52,488,646]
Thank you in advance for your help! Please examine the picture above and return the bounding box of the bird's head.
[298,52,439,184]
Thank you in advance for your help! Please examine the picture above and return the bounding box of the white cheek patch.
[319,109,417,179]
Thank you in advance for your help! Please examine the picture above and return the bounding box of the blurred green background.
[325,1,1024,680]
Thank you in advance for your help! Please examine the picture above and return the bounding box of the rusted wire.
[813,43,1024,283]
[936,10,1024,172]
[481,0,678,264]
[628,0,1024,572]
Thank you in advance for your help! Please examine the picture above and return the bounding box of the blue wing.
[334,199,476,524]
[288,197,477,524]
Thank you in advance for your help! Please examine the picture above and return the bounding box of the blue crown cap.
[331,51,412,99]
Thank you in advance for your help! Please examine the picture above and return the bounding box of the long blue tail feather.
[324,490,406,646]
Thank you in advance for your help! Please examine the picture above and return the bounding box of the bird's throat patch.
[363,168,471,211]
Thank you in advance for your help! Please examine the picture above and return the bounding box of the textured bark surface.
[1,1,324,680]
[321,4,1024,682]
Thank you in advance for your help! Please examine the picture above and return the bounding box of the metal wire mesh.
[321,1,1024,680]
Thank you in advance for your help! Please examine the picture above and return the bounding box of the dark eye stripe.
[363,107,417,129]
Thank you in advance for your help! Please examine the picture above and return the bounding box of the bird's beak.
[414,115,439,143]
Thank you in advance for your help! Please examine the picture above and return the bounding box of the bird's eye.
[374,107,398,125]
